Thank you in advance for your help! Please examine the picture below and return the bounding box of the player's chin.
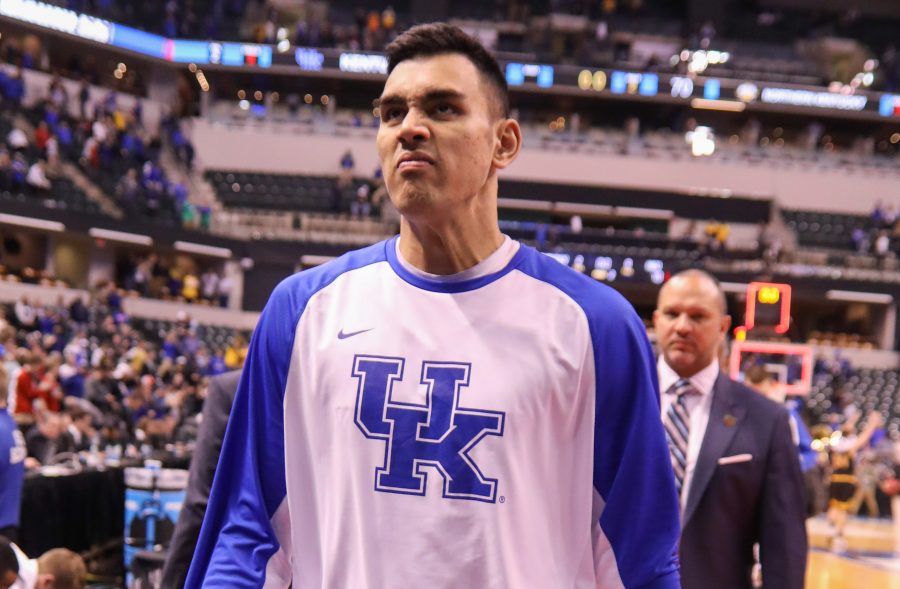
[665,347,697,369]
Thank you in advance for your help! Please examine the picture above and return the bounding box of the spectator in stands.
[9,152,26,193]
[182,272,200,303]
[77,78,90,119]
[200,269,219,304]
[223,334,247,370]
[25,160,51,194]
[115,168,141,214]
[58,352,85,400]
[874,230,891,262]
[25,412,74,466]
[884,204,897,229]
[65,406,96,453]
[338,149,355,186]
[67,297,89,327]
[216,273,233,308]
[4,68,24,111]
[36,355,62,413]
[33,122,50,154]
[13,354,40,421]
[6,127,28,153]
[0,149,11,191]
[872,200,885,227]
[350,183,371,218]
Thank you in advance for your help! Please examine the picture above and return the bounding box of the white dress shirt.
[658,357,720,511]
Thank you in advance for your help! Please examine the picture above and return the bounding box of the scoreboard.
[744,282,792,334]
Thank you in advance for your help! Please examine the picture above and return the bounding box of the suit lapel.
[682,373,746,527]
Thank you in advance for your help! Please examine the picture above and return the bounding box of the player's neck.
[398,210,504,276]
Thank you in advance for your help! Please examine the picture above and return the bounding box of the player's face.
[376,53,499,219]
[653,275,731,378]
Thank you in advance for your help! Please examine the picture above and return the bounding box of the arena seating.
[782,210,871,251]
[206,170,364,213]
[133,317,249,348]
[806,367,900,435]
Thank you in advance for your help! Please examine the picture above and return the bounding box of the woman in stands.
[826,410,883,551]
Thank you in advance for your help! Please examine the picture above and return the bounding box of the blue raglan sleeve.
[590,294,681,589]
[184,279,300,588]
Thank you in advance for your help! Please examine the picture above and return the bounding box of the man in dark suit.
[653,270,807,589]
[161,370,241,589]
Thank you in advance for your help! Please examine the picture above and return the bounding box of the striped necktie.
[664,378,698,498]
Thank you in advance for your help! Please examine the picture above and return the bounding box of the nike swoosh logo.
[338,328,373,340]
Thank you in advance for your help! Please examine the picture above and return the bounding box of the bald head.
[653,269,731,378]
[657,269,727,315]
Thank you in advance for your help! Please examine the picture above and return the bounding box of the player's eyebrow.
[376,89,467,109]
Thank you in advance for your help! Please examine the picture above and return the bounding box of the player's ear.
[35,573,55,589]
[720,313,732,335]
[493,118,521,170]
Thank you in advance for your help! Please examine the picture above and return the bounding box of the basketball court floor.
[806,516,900,588]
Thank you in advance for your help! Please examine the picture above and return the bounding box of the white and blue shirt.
[186,237,680,589]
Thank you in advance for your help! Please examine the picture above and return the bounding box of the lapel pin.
[723,414,737,427]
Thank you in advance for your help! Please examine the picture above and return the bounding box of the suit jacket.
[161,370,241,589]
[679,373,807,589]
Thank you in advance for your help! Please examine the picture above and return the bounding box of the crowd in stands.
[118,254,234,307]
[0,289,249,473]
[0,61,209,229]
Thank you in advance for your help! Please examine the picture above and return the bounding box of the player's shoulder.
[514,244,640,324]
[267,240,390,309]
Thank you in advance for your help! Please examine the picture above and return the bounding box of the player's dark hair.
[0,536,19,576]
[385,23,510,118]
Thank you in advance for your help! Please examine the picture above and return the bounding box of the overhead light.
[825,290,893,304]
[88,228,152,246]
[691,98,746,112]
[300,255,335,267]
[0,213,65,232]
[174,241,232,258]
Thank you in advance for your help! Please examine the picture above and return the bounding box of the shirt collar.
[394,234,519,283]
[657,356,720,397]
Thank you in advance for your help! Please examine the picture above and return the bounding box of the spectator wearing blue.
[3,69,24,111]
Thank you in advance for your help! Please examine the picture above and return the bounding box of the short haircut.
[660,269,728,315]
[745,364,772,385]
[385,23,510,118]
[0,536,18,576]
[37,548,86,589]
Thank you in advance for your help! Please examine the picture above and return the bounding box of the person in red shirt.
[33,121,50,152]
[14,355,40,419]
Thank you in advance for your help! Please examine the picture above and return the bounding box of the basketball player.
[186,23,680,588]
[826,410,882,551]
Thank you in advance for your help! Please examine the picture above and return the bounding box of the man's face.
[653,275,731,378]
[376,53,500,219]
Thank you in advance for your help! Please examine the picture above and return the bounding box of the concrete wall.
[190,119,897,215]
[0,281,259,330]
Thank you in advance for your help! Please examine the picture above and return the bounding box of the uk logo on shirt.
[352,355,505,502]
